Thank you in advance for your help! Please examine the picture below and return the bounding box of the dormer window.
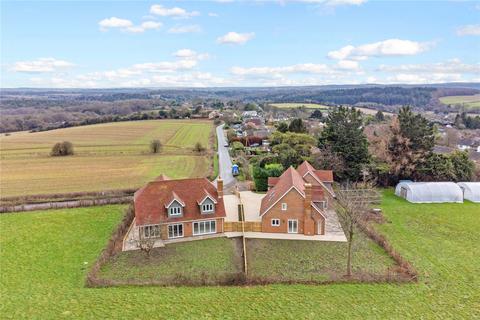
[202,203,214,213]
[168,205,182,216]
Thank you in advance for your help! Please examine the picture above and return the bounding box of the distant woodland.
[1,85,479,133]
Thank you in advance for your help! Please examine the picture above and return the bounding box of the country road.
[215,124,236,189]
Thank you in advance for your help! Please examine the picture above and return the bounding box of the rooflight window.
[281,203,287,211]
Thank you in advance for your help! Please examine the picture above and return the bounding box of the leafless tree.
[335,183,380,277]
[150,139,162,154]
[136,226,157,257]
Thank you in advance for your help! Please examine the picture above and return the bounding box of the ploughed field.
[1,191,479,318]
[0,120,213,197]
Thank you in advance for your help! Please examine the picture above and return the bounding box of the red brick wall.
[261,190,306,234]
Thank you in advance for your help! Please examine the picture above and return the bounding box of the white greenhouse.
[457,182,480,203]
[395,182,464,203]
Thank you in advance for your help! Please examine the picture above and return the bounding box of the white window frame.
[193,220,216,236]
[202,203,214,213]
[168,223,184,239]
[288,219,298,234]
[271,219,280,227]
[168,206,182,216]
[281,203,287,211]
[142,224,160,238]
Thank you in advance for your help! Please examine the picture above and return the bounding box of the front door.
[288,219,298,233]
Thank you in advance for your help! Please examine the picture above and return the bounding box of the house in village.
[123,161,344,251]
[123,176,226,249]
[261,161,335,235]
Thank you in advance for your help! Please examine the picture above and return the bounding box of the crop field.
[1,191,479,318]
[270,102,331,109]
[0,120,213,197]
[439,94,480,109]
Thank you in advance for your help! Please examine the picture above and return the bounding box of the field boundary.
[87,208,418,287]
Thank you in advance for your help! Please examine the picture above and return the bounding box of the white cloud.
[378,59,480,74]
[231,63,339,77]
[99,17,133,31]
[297,0,366,6]
[336,59,359,70]
[173,49,209,61]
[99,17,161,33]
[217,32,255,45]
[456,24,480,36]
[150,4,199,18]
[167,25,202,33]
[208,12,219,17]
[328,39,432,60]
[13,58,75,73]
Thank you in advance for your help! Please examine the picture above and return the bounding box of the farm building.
[395,182,463,203]
[457,182,480,203]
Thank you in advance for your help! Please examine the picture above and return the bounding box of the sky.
[1,0,479,88]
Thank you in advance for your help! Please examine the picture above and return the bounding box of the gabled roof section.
[267,177,279,187]
[260,166,306,216]
[134,177,226,225]
[297,160,316,177]
[315,170,334,182]
[165,191,185,208]
[197,189,218,205]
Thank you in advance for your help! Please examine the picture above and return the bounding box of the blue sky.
[1,0,479,88]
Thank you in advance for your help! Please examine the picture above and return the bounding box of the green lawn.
[270,103,331,109]
[246,231,395,282]
[439,94,480,109]
[99,238,243,285]
[1,192,479,318]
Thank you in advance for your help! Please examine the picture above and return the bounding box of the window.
[168,224,183,238]
[271,219,280,227]
[143,225,160,238]
[281,203,287,211]
[168,206,182,216]
[288,219,298,233]
[202,203,214,213]
[193,220,216,236]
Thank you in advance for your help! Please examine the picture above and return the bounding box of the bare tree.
[335,184,380,277]
[136,225,157,257]
[193,142,206,154]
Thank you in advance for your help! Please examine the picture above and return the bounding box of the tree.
[272,143,303,168]
[375,110,385,122]
[444,128,459,147]
[150,139,162,154]
[312,146,346,177]
[276,122,288,133]
[137,226,157,258]
[416,153,456,181]
[449,151,475,181]
[387,106,434,181]
[335,184,379,277]
[288,118,307,133]
[193,142,206,154]
[310,109,323,120]
[318,106,370,181]
[253,163,284,191]
[50,141,74,156]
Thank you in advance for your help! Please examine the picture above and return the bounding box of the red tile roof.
[134,178,226,225]
[260,166,306,216]
[267,177,279,187]
[315,170,334,182]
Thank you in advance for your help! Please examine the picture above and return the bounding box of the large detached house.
[261,162,335,236]
[133,176,226,241]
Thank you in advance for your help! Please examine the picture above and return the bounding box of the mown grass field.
[0,120,213,197]
[270,102,331,109]
[1,191,479,318]
[439,94,480,109]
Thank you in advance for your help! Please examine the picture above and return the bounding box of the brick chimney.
[217,177,223,198]
[303,183,315,235]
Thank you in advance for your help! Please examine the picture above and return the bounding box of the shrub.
[193,142,206,154]
[50,141,74,156]
[150,139,162,154]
